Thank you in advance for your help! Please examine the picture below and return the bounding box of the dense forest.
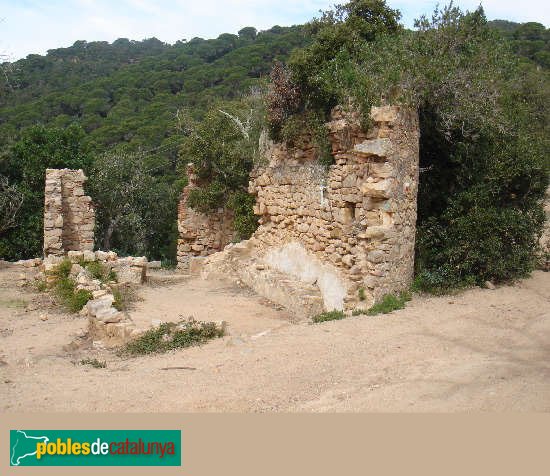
[0,25,310,261]
[0,1,548,291]
[0,25,309,152]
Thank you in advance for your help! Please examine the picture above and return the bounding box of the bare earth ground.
[0,266,548,412]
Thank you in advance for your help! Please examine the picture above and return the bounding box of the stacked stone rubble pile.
[14,251,152,346]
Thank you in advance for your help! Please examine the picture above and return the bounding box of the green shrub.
[121,320,225,356]
[312,310,346,323]
[50,258,72,279]
[34,279,48,292]
[366,292,411,316]
[279,111,333,166]
[54,277,93,312]
[80,358,106,369]
[49,261,93,312]
[79,260,117,283]
[228,192,258,240]
[187,182,226,213]
[358,287,366,301]
[69,289,94,312]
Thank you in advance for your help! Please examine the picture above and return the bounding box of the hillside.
[1,20,547,156]
[488,20,549,68]
[0,10,547,265]
[0,25,309,154]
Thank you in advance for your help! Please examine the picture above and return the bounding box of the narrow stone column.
[43,169,95,256]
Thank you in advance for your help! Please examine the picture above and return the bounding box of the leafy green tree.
[179,95,264,239]
[0,124,91,259]
[87,149,181,260]
[288,0,401,112]
[238,27,258,41]
[273,1,549,289]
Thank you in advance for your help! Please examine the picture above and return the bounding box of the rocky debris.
[92,289,108,299]
[112,258,147,285]
[10,250,149,348]
[15,251,149,288]
[15,258,43,268]
[86,295,115,317]
[85,293,136,346]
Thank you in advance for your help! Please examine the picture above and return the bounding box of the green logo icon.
[10,430,181,466]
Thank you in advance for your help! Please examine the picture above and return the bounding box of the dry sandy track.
[1,266,549,412]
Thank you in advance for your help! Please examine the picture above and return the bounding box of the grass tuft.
[121,320,225,356]
[79,260,117,283]
[364,292,412,316]
[46,260,93,312]
[312,310,346,323]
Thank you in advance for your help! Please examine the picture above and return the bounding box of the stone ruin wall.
[177,164,236,269]
[247,105,419,309]
[43,168,95,257]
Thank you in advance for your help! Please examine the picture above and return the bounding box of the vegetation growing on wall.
[0,2,547,285]
[0,26,308,260]
[179,95,265,239]
[270,0,549,290]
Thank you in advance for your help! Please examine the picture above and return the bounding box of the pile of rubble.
[11,251,163,347]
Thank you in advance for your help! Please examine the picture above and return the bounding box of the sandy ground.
[0,266,549,412]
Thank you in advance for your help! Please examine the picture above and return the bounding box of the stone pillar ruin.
[245,105,419,310]
[43,169,95,256]
[540,186,550,271]
[176,164,236,269]
[195,104,420,316]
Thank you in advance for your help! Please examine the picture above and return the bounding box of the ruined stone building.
[177,165,236,270]
[178,105,420,314]
[43,169,95,256]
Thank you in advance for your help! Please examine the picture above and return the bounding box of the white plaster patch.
[264,241,347,311]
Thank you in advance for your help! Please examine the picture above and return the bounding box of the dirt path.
[1,266,549,412]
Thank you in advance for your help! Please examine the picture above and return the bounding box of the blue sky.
[1,0,548,60]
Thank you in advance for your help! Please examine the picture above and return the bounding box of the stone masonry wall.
[247,105,419,310]
[44,169,95,256]
[540,186,550,271]
[177,164,236,269]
